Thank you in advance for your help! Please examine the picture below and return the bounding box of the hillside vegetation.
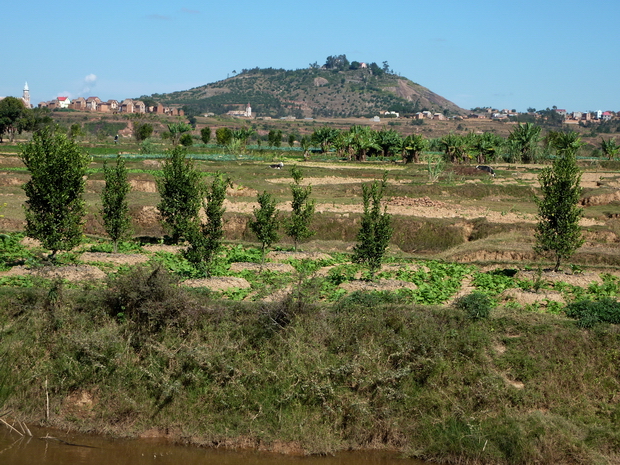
[145,61,465,119]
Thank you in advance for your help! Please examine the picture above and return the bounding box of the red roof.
[57,96,68,101]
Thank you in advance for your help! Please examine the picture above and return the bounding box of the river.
[0,426,427,465]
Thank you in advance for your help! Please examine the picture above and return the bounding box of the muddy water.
[0,426,427,465]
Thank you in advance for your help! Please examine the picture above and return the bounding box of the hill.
[142,63,466,119]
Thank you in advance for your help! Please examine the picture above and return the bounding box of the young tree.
[200,126,211,144]
[167,122,192,146]
[0,97,26,142]
[184,173,231,275]
[215,127,232,145]
[180,133,193,147]
[352,172,393,277]
[284,166,315,251]
[102,155,132,252]
[249,191,280,265]
[134,122,153,141]
[21,127,90,261]
[156,146,203,244]
[534,131,584,272]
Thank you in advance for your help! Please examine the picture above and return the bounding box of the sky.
[2,0,619,113]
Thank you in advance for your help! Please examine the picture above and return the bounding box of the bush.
[454,292,492,321]
[106,265,203,333]
[564,298,620,328]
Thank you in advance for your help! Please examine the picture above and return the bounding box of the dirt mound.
[183,276,251,291]
[454,250,536,262]
[388,196,446,208]
[266,251,332,261]
[339,279,417,292]
[580,190,620,207]
[227,184,258,197]
[130,180,158,192]
[35,265,107,282]
[142,160,162,169]
[502,289,565,306]
[80,252,150,266]
[229,262,296,273]
[0,176,25,186]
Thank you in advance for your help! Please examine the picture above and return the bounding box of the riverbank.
[2,268,620,464]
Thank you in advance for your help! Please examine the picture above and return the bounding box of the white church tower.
[22,82,31,108]
[245,102,251,117]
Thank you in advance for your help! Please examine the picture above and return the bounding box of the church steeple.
[22,82,31,108]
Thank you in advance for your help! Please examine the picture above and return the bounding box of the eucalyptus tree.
[249,191,280,265]
[352,172,393,277]
[508,122,541,163]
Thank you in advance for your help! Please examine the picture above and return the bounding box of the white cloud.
[84,74,97,83]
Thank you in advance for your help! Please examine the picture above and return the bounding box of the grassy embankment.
[1,251,620,464]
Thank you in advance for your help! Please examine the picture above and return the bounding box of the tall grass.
[1,271,620,463]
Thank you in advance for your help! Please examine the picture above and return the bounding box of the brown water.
[0,426,427,465]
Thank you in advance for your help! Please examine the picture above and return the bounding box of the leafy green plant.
[564,298,620,328]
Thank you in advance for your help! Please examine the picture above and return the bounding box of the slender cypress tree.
[284,166,315,251]
[102,155,132,252]
[535,131,584,271]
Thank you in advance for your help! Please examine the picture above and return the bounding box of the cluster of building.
[467,107,616,122]
[37,95,184,116]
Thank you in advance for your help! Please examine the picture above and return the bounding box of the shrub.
[106,265,202,333]
[455,292,492,321]
[564,298,620,328]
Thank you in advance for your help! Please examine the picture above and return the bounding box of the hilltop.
[142,59,466,119]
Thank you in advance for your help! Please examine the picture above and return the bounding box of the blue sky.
[3,0,618,113]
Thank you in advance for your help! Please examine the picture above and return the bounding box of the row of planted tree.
[18,127,393,277]
[18,125,586,277]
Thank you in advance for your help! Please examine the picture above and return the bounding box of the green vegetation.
[284,166,315,251]
[156,146,203,244]
[249,191,280,264]
[184,173,231,275]
[21,127,90,260]
[2,264,620,463]
[102,155,132,252]
[352,173,393,277]
[534,131,584,271]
